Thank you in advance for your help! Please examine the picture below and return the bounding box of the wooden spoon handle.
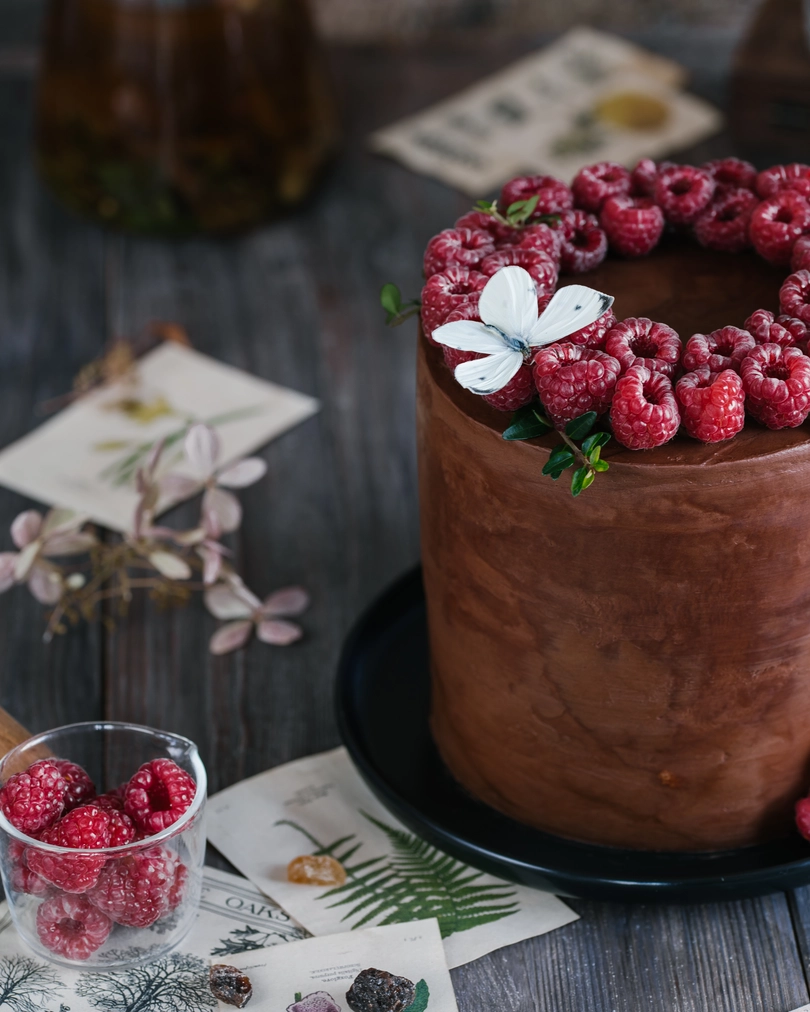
[0,709,31,760]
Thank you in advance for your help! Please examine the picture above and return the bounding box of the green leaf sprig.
[381,283,421,327]
[503,405,611,497]
[473,195,560,230]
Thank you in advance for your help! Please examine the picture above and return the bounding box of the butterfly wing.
[454,350,523,395]
[528,284,614,347]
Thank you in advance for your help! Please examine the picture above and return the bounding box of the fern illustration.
[276,813,519,938]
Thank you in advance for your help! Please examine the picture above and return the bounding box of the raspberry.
[745,309,807,348]
[749,191,810,266]
[94,791,125,813]
[499,174,574,217]
[531,344,621,427]
[37,893,111,961]
[11,861,51,897]
[108,810,137,847]
[741,344,810,428]
[454,211,514,243]
[792,235,810,273]
[554,210,608,273]
[50,760,96,812]
[422,228,495,278]
[571,161,632,213]
[654,165,715,225]
[600,196,664,257]
[88,847,182,927]
[756,163,810,199]
[566,308,617,350]
[693,188,759,253]
[420,267,487,342]
[702,157,757,193]
[480,248,558,294]
[124,758,196,837]
[675,367,746,442]
[605,317,682,378]
[610,366,680,449]
[498,222,561,261]
[682,326,756,373]
[27,805,112,893]
[780,270,810,325]
[630,158,658,196]
[797,796,810,841]
[168,860,187,910]
[0,760,66,836]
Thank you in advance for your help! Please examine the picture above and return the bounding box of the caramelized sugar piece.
[210,964,253,1008]
[286,854,347,887]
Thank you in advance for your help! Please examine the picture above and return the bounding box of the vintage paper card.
[218,918,457,1011]
[370,26,721,194]
[0,342,319,532]
[207,748,578,969]
[0,866,306,1011]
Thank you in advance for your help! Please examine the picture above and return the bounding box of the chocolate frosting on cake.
[418,240,810,851]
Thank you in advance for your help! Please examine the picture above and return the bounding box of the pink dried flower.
[204,578,309,655]
[0,508,96,604]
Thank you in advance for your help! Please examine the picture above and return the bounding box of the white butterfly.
[432,266,614,395]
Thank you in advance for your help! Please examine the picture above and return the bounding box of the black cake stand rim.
[335,566,810,903]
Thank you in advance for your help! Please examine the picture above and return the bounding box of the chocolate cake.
[418,235,810,852]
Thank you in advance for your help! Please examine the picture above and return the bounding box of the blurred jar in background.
[34,0,340,234]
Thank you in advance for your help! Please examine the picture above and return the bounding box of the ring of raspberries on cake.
[398,158,810,499]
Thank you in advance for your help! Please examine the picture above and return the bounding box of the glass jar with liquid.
[35,0,339,234]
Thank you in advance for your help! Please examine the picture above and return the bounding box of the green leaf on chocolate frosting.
[502,405,553,440]
[542,445,575,477]
[565,411,597,441]
[571,466,595,496]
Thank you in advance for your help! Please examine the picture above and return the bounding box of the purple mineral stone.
[286,992,341,1012]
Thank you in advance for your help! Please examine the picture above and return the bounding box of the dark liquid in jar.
[35,0,339,234]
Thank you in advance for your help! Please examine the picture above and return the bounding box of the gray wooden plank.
[0,47,104,733]
[453,894,809,1012]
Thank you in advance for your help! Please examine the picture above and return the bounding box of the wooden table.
[2,6,810,1009]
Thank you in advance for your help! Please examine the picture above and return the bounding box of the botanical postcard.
[0,866,306,1011]
[206,748,578,969]
[219,918,457,1011]
[0,343,319,532]
[370,26,721,194]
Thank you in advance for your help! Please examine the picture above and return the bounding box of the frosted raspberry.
[480,249,558,294]
[741,343,810,428]
[422,228,495,278]
[566,308,617,350]
[88,847,182,928]
[682,326,756,373]
[630,158,658,196]
[693,188,759,253]
[610,366,680,449]
[676,367,745,442]
[50,760,96,812]
[654,165,715,225]
[37,894,112,961]
[27,805,112,893]
[749,191,810,266]
[124,758,196,837]
[571,161,632,213]
[532,344,621,427]
[605,317,682,378]
[780,270,810,325]
[499,174,574,217]
[553,210,608,273]
[600,196,664,257]
[0,760,66,836]
[756,163,810,199]
[420,267,487,341]
[497,222,561,262]
[745,308,807,348]
[792,235,810,273]
[702,157,757,193]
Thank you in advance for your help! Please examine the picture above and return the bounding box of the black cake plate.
[335,567,810,903]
